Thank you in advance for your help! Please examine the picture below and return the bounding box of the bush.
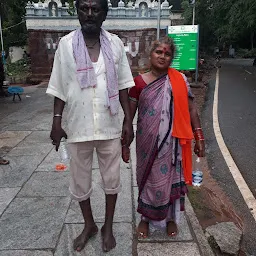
[6,58,31,82]
[237,48,256,58]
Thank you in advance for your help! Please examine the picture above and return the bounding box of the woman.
[128,37,205,238]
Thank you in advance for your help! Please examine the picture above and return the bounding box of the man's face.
[77,0,107,34]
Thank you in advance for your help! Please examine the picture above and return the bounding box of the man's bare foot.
[101,225,116,252]
[137,220,149,238]
[73,225,98,252]
[167,221,178,237]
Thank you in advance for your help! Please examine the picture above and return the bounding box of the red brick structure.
[28,28,167,81]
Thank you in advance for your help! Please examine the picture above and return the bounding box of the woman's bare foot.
[73,225,98,252]
[167,221,178,237]
[137,220,149,238]
[101,225,116,252]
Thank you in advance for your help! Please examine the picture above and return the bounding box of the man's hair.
[75,0,109,15]
[150,36,176,59]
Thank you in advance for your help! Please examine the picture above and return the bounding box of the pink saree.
[136,74,188,223]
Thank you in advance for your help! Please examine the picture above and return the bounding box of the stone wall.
[28,28,167,80]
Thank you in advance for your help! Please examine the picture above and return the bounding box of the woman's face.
[150,43,173,70]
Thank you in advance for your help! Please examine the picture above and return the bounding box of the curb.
[185,197,215,256]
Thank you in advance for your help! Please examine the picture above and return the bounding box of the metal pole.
[0,13,6,72]
[192,4,195,25]
[157,0,161,40]
[195,25,199,84]
[0,14,4,62]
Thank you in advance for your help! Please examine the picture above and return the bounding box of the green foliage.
[237,48,256,58]
[0,0,28,51]
[66,0,76,15]
[6,58,31,79]
[181,0,256,51]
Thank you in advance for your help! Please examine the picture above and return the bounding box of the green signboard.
[167,25,199,71]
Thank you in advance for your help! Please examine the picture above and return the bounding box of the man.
[46,0,134,253]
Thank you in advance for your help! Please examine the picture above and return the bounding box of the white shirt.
[46,30,135,143]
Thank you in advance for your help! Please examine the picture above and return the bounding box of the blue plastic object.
[8,86,24,101]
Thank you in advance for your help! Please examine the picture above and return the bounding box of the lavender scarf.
[72,29,119,115]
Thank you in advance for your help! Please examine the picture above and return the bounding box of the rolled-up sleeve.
[46,47,67,102]
[117,40,135,91]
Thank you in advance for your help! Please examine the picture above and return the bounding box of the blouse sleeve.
[181,73,194,99]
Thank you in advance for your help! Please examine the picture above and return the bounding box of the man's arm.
[129,100,138,122]
[50,97,67,151]
[119,89,134,146]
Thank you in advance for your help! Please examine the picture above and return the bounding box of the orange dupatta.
[168,68,194,185]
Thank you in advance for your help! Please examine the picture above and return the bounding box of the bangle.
[54,114,62,118]
[194,129,205,141]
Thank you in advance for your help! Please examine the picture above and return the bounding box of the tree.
[181,0,256,51]
[0,0,28,54]
[228,0,256,49]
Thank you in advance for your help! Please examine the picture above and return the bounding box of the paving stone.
[36,148,70,172]
[137,242,201,256]
[130,139,137,187]
[32,115,52,131]
[18,131,52,146]
[0,197,70,250]
[7,144,52,157]
[54,223,132,256]
[0,250,53,256]
[0,188,21,216]
[65,167,132,223]
[18,172,70,197]
[0,155,43,187]
[0,131,31,154]
[0,93,52,131]
[133,186,193,242]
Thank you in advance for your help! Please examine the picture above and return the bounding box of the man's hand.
[194,140,205,157]
[121,119,134,147]
[50,124,67,151]
[119,89,134,146]
[51,97,66,151]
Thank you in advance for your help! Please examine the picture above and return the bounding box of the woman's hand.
[194,140,205,157]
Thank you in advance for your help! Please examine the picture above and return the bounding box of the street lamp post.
[157,0,161,40]
[169,5,173,26]
[0,14,5,65]
[192,4,195,25]
[189,0,195,25]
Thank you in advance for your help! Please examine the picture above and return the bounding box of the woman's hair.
[75,0,109,15]
[150,36,176,59]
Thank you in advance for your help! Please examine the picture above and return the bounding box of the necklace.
[86,40,99,49]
